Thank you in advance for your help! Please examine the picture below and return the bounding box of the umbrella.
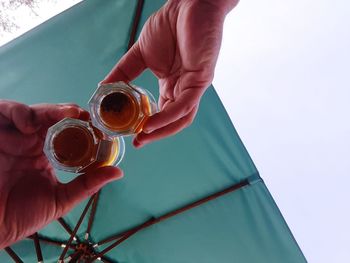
[0,0,307,262]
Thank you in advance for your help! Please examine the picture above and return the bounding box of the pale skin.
[0,0,238,249]
[0,101,123,249]
[102,0,238,148]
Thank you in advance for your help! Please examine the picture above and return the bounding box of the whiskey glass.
[88,81,158,137]
[44,118,125,173]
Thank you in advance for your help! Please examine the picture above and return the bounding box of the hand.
[102,0,238,148]
[0,100,123,249]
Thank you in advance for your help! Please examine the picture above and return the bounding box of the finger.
[31,103,89,128]
[56,166,123,214]
[56,103,90,121]
[101,42,146,83]
[158,95,168,110]
[0,153,49,172]
[160,97,173,111]
[133,107,197,148]
[158,77,176,103]
[142,88,203,134]
[0,129,41,156]
[0,100,37,134]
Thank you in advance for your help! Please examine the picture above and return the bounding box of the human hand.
[102,0,239,148]
[0,100,123,249]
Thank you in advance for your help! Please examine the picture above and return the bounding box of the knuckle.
[63,103,80,109]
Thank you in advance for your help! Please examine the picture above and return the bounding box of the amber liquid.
[135,93,152,133]
[52,125,118,172]
[99,91,152,133]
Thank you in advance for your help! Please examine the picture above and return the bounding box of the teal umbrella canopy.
[0,0,306,262]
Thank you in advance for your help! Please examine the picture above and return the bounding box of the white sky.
[0,0,82,46]
[214,0,350,262]
[1,0,349,262]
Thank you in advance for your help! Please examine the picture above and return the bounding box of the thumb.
[57,166,123,214]
[101,42,146,84]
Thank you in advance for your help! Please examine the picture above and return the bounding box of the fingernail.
[61,106,80,117]
[143,128,153,134]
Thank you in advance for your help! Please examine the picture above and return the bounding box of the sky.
[0,0,82,46]
[213,0,350,262]
[1,0,349,262]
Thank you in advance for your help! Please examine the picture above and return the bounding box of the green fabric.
[0,0,306,262]
[95,181,303,263]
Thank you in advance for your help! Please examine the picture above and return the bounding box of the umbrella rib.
[127,0,145,50]
[91,219,154,261]
[32,232,43,263]
[58,194,95,262]
[57,217,79,242]
[67,251,82,263]
[27,235,76,250]
[89,1,146,257]
[85,190,100,241]
[92,179,250,259]
[100,256,114,263]
[4,247,23,263]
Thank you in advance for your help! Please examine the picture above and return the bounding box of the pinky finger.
[133,107,198,148]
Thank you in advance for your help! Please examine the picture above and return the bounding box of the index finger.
[101,42,146,84]
[31,103,89,128]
